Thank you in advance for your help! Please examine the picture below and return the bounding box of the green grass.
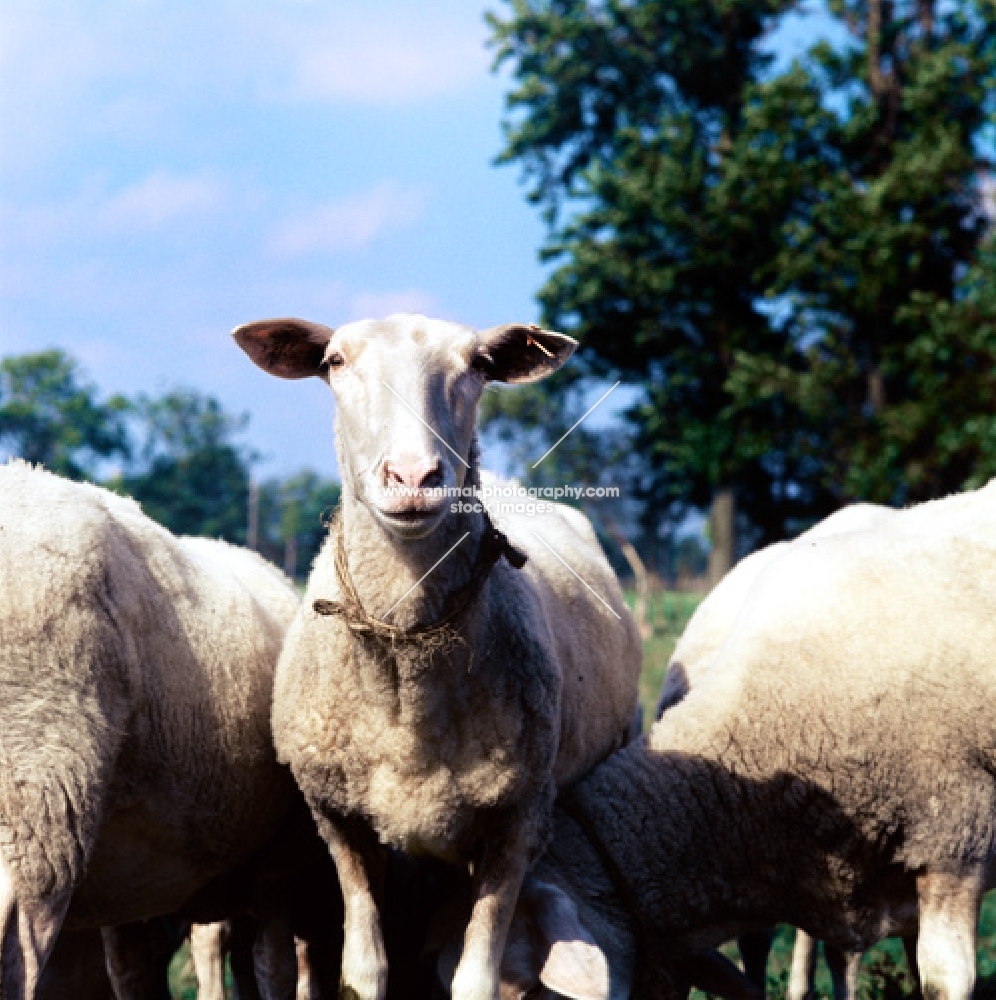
[735,894,996,1000]
[685,892,996,1000]
[167,944,232,999]
[979,891,996,1000]
[167,943,197,1000]
[625,588,702,721]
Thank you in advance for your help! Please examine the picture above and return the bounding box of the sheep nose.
[382,456,444,491]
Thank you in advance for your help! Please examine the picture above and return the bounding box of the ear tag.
[526,333,555,357]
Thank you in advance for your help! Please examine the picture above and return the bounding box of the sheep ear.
[540,938,611,1000]
[476,324,576,384]
[527,880,611,1000]
[232,318,334,380]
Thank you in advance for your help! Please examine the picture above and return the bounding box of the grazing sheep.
[0,461,300,999]
[498,483,996,1000]
[232,313,643,1000]
[657,503,897,999]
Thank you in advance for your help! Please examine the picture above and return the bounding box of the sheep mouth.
[376,505,447,523]
[374,503,448,539]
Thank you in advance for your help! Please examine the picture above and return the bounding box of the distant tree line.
[0,349,339,581]
[488,0,996,576]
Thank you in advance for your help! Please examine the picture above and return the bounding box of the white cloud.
[289,20,489,106]
[269,181,428,258]
[102,171,225,232]
[348,288,438,320]
[0,4,153,173]
[0,171,226,250]
[0,1,493,177]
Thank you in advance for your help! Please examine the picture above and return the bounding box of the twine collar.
[313,509,527,643]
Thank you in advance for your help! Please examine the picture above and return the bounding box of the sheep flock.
[1,312,994,1000]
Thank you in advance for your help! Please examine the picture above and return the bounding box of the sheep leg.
[296,925,341,1000]
[100,922,175,1000]
[189,921,230,1000]
[0,858,71,1000]
[231,916,263,1000]
[785,929,819,1000]
[315,815,387,1000]
[450,822,531,1000]
[101,918,185,1000]
[915,868,983,1000]
[36,927,116,1000]
[737,929,773,991]
[825,945,861,1000]
[295,938,316,1000]
[253,915,298,1000]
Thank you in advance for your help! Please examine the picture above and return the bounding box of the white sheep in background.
[233,313,643,1000]
[657,503,900,1000]
[0,461,301,999]
[659,502,892,716]
[498,482,996,1000]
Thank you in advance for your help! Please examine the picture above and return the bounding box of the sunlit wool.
[0,461,299,997]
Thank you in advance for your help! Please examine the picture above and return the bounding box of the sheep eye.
[326,351,346,370]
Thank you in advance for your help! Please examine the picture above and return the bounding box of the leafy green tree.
[0,350,129,479]
[257,470,340,581]
[121,389,253,542]
[489,0,812,563]
[482,368,657,585]
[481,365,628,487]
[490,0,996,557]
[0,351,344,572]
[673,533,708,579]
[728,0,996,510]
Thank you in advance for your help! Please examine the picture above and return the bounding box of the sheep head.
[233,313,575,540]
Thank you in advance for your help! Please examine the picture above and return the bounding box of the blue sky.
[0,0,553,477]
[0,0,844,480]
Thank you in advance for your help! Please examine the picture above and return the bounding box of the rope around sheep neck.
[312,509,527,644]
